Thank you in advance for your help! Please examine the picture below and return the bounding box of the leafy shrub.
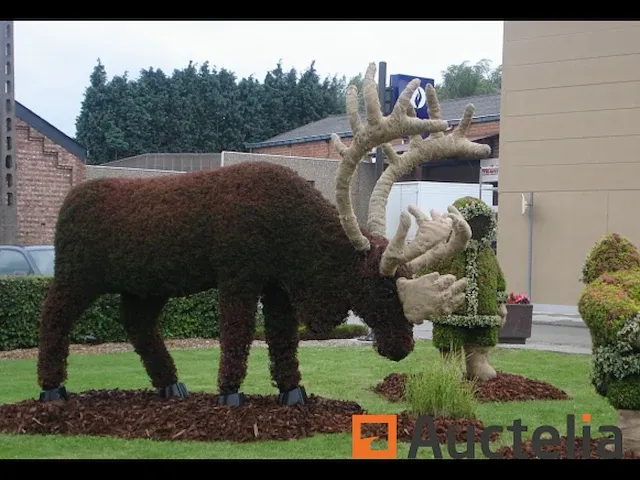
[0,275,222,351]
[581,233,640,284]
[578,267,640,349]
[0,276,363,352]
[403,348,477,419]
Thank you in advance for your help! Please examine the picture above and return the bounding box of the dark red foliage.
[373,371,570,403]
[0,389,496,445]
[499,436,639,459]
[37,162,415,397]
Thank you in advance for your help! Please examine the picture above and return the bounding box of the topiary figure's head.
[452,196,496,247]
[581,233,640,285]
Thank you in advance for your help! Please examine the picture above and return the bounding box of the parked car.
[0,245,55,276]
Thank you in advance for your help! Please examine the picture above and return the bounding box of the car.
[0,245,55,276]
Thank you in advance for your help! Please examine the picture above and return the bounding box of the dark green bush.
[0,276,364,352]
[607,377,640,410]
[0,275,220,351]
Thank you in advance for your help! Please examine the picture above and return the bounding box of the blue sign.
[389,74,435,119]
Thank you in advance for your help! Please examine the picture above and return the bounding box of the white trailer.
[385,181,495,242]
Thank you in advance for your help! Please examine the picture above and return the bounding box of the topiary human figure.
[413,196,507,381]
[37,63,492,407]
[579,234,640,455]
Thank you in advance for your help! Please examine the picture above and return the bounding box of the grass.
[404,348,478,419]
[0,339,615,459]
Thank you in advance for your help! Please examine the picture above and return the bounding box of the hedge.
[0,276,367,352]
[0,276,221,351]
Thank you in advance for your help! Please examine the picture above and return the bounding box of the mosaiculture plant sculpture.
[412,196,507,381]
[579,233,640,455]
[37,62,491,407]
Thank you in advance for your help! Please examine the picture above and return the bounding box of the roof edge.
[15,101,88,162]
[245,114,500,150]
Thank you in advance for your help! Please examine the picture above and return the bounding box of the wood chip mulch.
[0,389,497,444]
[373,371,570,403]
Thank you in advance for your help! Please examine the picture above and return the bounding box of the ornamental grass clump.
[404,348,478,419]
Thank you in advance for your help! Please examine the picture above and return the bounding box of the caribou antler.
[367,83,492,276]
[331,63,449,252]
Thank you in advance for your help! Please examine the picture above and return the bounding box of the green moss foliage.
[432,324,499,351]
[581,233,640,285]
[418,196,505,351]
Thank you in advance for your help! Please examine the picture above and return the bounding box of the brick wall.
[15,118,85,245]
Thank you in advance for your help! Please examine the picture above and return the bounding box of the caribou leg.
[216,283,260,406]
[120,294,188,397]
[37,280,98,401]
[261,281,307,405]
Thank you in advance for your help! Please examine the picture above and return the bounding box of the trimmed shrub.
[581,233,640,285]
[404,348,478,419]
[578,267,640,349]
[0,275,221,351]
[0,276,365,352]
[578,232,640,410]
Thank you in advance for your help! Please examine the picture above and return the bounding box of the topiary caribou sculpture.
[37,63,491,406]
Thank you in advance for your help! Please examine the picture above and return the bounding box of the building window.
[5,173,12,187]
[6,192,13,206]
[5,154,12,168]
[5,23,10,39]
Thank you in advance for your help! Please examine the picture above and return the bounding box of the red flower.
[507,292,530,304]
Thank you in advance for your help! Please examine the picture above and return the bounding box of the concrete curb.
[533,317,587,329]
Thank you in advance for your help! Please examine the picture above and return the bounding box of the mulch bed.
[373,371,570,403]
[499,436,640,459]
[0,388,497,444]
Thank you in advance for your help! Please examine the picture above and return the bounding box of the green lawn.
[0,340,614,459]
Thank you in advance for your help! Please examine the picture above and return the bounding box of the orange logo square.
[352,414,397,459]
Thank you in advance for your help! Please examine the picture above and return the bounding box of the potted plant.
[498,292,533,344]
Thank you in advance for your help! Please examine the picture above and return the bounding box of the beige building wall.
[498,21,640,307]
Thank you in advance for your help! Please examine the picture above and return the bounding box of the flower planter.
[498,303,533,344]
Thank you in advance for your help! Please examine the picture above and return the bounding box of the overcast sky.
[12,20,504,139]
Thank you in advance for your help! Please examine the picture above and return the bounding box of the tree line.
[74,58,501,165]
